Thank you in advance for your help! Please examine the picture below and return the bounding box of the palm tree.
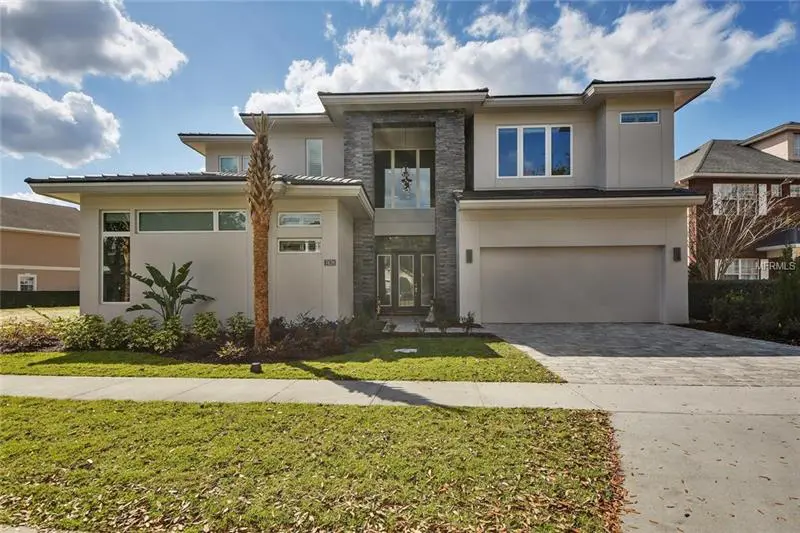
[246,113,276,349]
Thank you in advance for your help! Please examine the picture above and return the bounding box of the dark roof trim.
[238,112,328,117]
[590,76,716,85]
[318,88,489,96]
[25,172,361,186]
[178,133,253,138]
[455,188,704,201]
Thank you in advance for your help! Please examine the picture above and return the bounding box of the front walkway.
[2,374,799,415]
[485,323,800,386]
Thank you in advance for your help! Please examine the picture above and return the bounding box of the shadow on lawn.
[28,351,183,367]
[322,338,503,363]
[288,360,465,412]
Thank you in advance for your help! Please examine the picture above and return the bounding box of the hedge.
[0,291,79,309]
[688,280,775,321]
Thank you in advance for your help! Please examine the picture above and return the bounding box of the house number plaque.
[324,259,337,267]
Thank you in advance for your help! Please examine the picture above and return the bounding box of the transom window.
[17,274,36,292]
[278,213,321,227]
[620,111,660,124]
[137,211,246,232]
[306,139,323,176]
[497,125,572,178]
[101,211,131,303]
[278,239,320,253]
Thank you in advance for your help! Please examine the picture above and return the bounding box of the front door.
[377,253,435,314]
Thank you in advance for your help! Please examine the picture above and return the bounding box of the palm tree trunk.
[252,210,271,349]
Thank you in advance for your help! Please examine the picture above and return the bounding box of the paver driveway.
[485,323,800,386]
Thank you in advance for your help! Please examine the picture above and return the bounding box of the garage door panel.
[480,246,661,323]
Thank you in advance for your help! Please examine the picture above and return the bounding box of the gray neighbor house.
[27,77,713,325]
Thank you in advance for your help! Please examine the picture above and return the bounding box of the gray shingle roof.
[0,197,80,234]
[25,172,361,186]
[676,140,800,180]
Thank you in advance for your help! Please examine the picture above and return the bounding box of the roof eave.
[739,123,800,146]
[456,195,707,210]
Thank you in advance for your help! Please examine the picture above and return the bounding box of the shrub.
[150,317,184,355]
[127,316,158,352]
[269,316,291,342]
[0,320,59,353]
[192,311,221,341]
[101,317,129,350]
[52,315,105,351]
[127,261,214,320]
[225,312,253,342]
[461,311,476,334]
[216,340,246,361]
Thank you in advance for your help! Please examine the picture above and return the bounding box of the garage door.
[480,246,661,323]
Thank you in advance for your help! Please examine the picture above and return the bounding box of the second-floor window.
[794,134,800,159]
[219,155,248,173]
[497,125,572,178]
[306,139,323,176]
[712,183,762,215]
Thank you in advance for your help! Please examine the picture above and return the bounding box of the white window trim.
[619,111,660,124]
[277,239,321,254]
[101,210,131,304]
[717,258,762,280]
[496,124,573,179]
[790,184,800,198]
[712,183,760,216]
[136,210,247,233]
[377,254,392,307]
[218,155,243,173]
[305,138,323,176]
[376,149,433,209]
[277,212,322,228]
[17,273,37,292]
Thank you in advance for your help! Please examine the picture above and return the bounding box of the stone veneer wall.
[344,110,465,315]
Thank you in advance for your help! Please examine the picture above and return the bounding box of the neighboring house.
[27,77,713,324]
[676,122,800,279]
[0,197,80,292]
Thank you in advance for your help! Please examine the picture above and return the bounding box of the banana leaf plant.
[126,261,214,320]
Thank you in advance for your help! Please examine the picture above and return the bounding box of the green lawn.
[0,337,562,382]
[0,397,622,532]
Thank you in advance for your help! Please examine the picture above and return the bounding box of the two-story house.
[676,122,800,279]
[26,77,713,324]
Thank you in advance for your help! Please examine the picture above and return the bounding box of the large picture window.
[102,212,130,303]
[712,184,759,215]
[374,149,434,209]
[139,211,214,232]
[497,125,572,178]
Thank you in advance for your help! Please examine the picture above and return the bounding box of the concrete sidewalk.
[2,374,799,415]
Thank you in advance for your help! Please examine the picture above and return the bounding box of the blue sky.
[1,0,797,205]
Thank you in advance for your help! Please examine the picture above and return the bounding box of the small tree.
[689,185,800,280]
[246,113,277,350]
[126,262,214,320]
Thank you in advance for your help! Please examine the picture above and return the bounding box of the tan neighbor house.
[27,77,714,324]
[0,197,80,294]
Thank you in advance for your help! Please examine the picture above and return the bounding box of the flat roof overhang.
[26,178,374,220]
[178,134,254,156]
[455,188,706,209]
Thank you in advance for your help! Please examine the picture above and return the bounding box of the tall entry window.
[373,125,435,209]
[101,212,131,303]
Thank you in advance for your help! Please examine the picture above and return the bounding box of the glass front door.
[377,253,435,314]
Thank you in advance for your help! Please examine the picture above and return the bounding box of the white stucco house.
[27,77,713,324]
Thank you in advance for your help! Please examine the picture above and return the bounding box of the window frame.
[712,183,759,216]
[375,148,434,209]
[277,239,321,254]
[17,273,37,292]
[136,210,247,233]
[496,124,573,179]
[793,134,800,159]
[277,212,322,228]
[376,254,392,307]
[771,183,783,197]
[719,258,762,280]
[619,111,660,124]
[305,138,324,176]
[100,210,132,304]
[218,155,244,174]
[790,184,800,198]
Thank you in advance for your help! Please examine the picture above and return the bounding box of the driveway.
[487,323,800,532]
[485,323,800,386]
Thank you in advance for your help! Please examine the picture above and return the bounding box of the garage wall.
[458,206,689,323]
[80,195,349,322]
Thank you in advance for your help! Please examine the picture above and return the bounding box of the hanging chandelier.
[400,165,412,192]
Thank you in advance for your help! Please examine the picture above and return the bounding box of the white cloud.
[2,191,79,209]
[325,12,337,40]
[0,0,187,86]
[0,73,120,167]
[358,0,382,7]
[243,0,795,113]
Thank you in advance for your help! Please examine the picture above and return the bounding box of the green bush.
[52,315,105,351]
[216,340,246,361]
[127,316,158,352]
[151,317,184,355]
[101,317,129,350]
[192,311,220,341]
[689,280,775,321]
[0,320,59,353]
[225,312,253,342]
